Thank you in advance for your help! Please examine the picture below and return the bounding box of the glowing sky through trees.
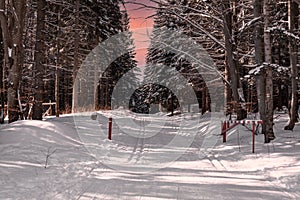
[124,0,156,66]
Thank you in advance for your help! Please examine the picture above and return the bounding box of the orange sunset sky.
[124,0,157,66]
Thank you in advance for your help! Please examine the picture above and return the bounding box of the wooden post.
[222,121,227,143]
[55,66,59,117]
[108,117,112,140]
[252,121,256,153]
[227,121,230,129]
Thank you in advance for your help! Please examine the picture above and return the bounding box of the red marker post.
[252,121,255,153]
[222,122,227,143]
[221,120,262,153]
[108,117,112,140]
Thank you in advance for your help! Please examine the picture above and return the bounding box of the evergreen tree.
[143,0,210,114]
[98,1,140,110]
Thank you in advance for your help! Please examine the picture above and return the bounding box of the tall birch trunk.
[264,0,275,142]
[254,0,267,136]
[72,0,80,112]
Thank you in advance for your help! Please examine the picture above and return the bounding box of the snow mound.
[0,120,81,146]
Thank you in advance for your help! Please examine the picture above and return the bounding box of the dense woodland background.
[0,0,299,143]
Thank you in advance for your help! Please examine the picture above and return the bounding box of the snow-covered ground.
[0,111,299,199]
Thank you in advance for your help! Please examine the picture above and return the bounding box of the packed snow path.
[0,112,299,199]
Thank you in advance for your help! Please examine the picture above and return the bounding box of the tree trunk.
[0,25,4,124]
[277,80,283,111]
[225,62,232,114]
[254,0,267,135]
[94,59,99,110]
[264,0,275,142]
[285,0,299,130]
[222,0,240,105]
[202,85,209,114]
[32,0,46,120]
[72,0,80,112]
[222,0,246,120]
[223,4,232,115]
[0,0,27,123]
[55,6,61,117]
[55,66,60,117]
[0,1,9,123]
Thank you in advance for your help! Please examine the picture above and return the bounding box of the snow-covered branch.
[169,10,226,50]
[238,17,262,33]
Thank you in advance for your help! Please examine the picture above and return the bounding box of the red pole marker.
[108,117,112,140]
[252,121,255,153]
[222,122,227,143]
[221,120,262,153]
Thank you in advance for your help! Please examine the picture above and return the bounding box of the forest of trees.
[136,0,300,143]
[0,0,139,122]
[0,0,299,144]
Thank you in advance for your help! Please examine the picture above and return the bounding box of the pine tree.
[143,0,218,114]
[97,0,140,110]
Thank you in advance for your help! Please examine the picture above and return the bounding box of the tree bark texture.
[254,0,267,138]
[32,0,46,120]
[222,0,240,105]
[285,0,299,130]
[264,0,275,142]
[0,0,27,123]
